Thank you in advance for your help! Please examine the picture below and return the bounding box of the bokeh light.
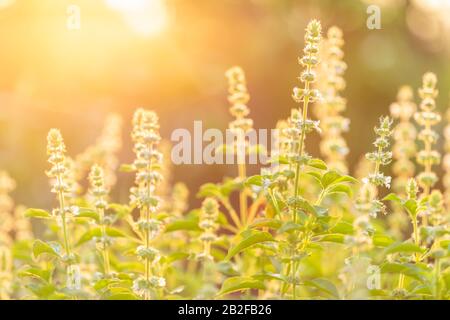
[105,0,168,36]
[0,0,449,209]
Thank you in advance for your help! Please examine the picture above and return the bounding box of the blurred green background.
[0,0,449,209]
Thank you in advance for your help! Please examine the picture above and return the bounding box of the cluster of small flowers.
[288,20,322,159]
[46,129,76,212]
[87,165,113,261]
[390,86,417,193]
[76,113,123,190]
[130,109,163,215]
[415,72,441,193]
[132,275,166,297]
[356,117,393,219]
[88,164,109,212]
[46,129,78,244]
[364,117,393,189]
[129,108,166,298]
[427,189,446,226]
[281,109,307,163]
[316,26,349,174]
[225,66,253,134]
[292,20,322,105]
[279,20,322,169]
[198,197,219,260]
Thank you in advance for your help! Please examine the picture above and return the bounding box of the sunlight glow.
[105,0,168,37]
[0,0,14,9]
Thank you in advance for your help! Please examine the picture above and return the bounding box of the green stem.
[238,161,247,226]
[412,215,420,263]
[289,58,312,300]
[99,208,111,275]
[143,143,154,300]
[315,189,326,206]
[56,174,71,257]
[220,197,242,230]
[398,274,404,289]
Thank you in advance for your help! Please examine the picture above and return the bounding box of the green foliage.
[1,19,449,302]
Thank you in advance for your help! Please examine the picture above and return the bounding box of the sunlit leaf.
[32,240,60,260]
[217,277,265,296]
[304,278,340,298]
[24,208,52,219]
[225,231,274,260]
[384,241,425,255]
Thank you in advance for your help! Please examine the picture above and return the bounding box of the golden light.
[0,0,14,9]
[105,0,168,37]
[407,0,450,52]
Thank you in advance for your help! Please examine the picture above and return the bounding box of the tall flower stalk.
[316,26,349,174]
[225,66,253,226]
[198,198,219,260]
[129,109,165,300]
[46,129,79,288]
[390,86,417,194]
[285,19,322,299]
[414,72,441,225]
[388,87,417,238]
[291,19,322,222]
[88,164,111,276]
[47,129,74,264]
[355,117,393,245]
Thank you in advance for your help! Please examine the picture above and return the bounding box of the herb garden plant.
[1,19,450,300]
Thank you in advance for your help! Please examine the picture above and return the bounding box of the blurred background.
[1,0,450,209]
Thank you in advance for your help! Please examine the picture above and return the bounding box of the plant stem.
[315,189,326,206]
[220,198,242,230]
[248,195,264,225]
[236,130,248,226]
[412,216,420,263]
[398,273,404,289]
[143,144,154,300]
[238,161,247,225]
[290,59,312,299]
[56,174,71,257]
[99,208,111,275]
